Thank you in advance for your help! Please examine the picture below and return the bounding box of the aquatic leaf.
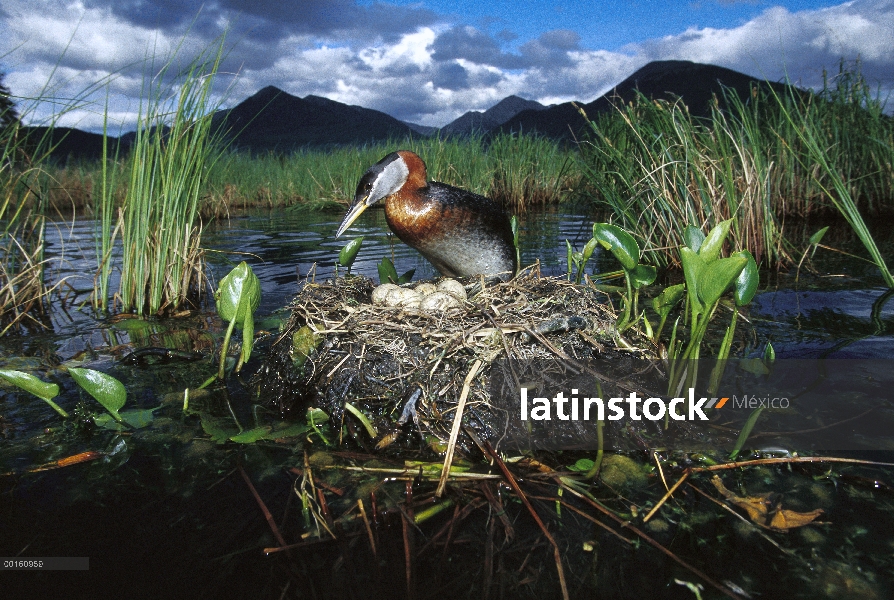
[338,237,364,268]
[582,237,598,263]
[93,407,160,430]
[291,326,320,368]
[567,458,595,472]
[215,262,261,371]
[377,257,399,284]
[697,256,747,307]
[762,341,775,363]
[398,268,415,284]
[0,369,60,401]
[679,247,705,315]
[698,219,733,262]
[808,226,830,246]
[768,507,824,530]
[230,426,273,444]
[738,358,770,375]
[733,250,759,307]
[201,415,237,443]
[630,264,657,289]
[683,225,705,252]
[510,215,519,245]
[215,261,261,323]
[652,284,686,319]
[307,407,329,426]
[68,368,126,422]
[711,475,771,523]
[729,407,764,460]
[593,223,639,271]
[565,240,573,276]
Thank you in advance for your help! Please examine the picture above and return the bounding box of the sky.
[1,0,892,133]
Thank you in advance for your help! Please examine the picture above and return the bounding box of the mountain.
[212,86,417,152]
[497,60,793,140]
[441,95,545,137]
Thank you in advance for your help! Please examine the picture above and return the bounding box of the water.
[4,207,894,599]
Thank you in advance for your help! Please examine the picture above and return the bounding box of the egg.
[415,283,437,296]
[372,283,400,306]
[386,287,422,307]
[420,291,461,311]
[436,279,467,302]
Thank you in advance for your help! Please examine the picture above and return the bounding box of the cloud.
[636,0,894,90]
[2,0,893,132]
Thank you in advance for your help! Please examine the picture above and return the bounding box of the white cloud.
[2,0,893,132]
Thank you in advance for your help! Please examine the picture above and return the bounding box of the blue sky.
[1,0,891,131]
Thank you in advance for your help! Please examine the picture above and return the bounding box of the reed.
[112,37,228,315]
[577,62,894,269]
[203,132,577,213]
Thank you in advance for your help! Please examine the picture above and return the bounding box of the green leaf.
[762,341,776,363]
[566,240,573,276]
[510,215,519,245]
[215,261,261,323]
[698,219,734,262]
[582,237,598,263]
[680,246,705,316]
[630,264,657,289]
[739,358,770,375]
[94,407,160,430]
[307,407,329,426]
[0,369,67,418]
[593,223,640,271]
[0,369,60,401]
[338,237,364,268]
[68,368,127,421]
[230,426,273,444]
[567,458,595,472]
[398,268,415,284]
[201,414,237,443]
[651,284,686,319]
[683,225,705,252]
[378,257,399,284]
[697,256,748,307]
[733,250,759,307]
[215,262,262,368]
[809,226,830,246]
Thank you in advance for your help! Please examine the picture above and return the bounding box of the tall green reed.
[578,63,894,271]
[111,36,229,315]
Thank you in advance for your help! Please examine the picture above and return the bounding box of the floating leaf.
[712,475,824,530]
[738,357,770,375]
[338,237,364,269]
[0,369,60,402]
[201,415,237,443]
[733,250,759,307]
[94,407,160,430]
[68,368,126,422]
[593,223,639,270]
[567,458,595,472]
[230,426,273,444]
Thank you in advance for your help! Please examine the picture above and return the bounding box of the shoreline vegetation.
[1,59,893,325]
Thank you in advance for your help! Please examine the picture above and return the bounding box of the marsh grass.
[108,37,229,315]
[202,132,578,214]
[579,62,894,270]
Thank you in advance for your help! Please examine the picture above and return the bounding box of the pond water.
[3,206,894,599]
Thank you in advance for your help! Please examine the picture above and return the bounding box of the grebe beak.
[335,198,370,238]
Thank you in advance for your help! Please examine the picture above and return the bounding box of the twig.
[357,499,377,558]
[436,359,482,497]
[690,456,894,472]
[239,464,288,549]
[480,438,570,600]
[643,469,690,523]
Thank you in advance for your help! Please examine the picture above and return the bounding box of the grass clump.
[108,37,229,315]
[578,61,894,271]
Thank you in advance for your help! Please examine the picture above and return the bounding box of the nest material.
[258,267,652,454]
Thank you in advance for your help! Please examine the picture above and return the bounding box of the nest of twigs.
[257,266,668,455]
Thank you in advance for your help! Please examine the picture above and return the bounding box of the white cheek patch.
[369,158,409,205]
